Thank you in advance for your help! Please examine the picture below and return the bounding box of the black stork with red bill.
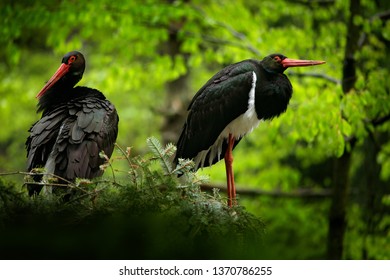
[174,53,325,207]
[26,51,119,196]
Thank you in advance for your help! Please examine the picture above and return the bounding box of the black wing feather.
[26,106,67,170]
[53,95,118,180]
[26,88,119,194]
[175,60,259,167]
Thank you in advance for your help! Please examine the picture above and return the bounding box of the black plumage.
[26,51,119,196]
[174,53,325,206]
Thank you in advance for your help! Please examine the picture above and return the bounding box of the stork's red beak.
[282,58,326,68]
[36,63,71,98]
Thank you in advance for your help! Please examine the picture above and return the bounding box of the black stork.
[26,51,119,196]
[174,53,325,207]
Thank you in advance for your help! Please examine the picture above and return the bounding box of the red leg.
[224,134,236,207]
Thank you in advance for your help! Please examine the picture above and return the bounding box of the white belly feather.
[194,71,260,168]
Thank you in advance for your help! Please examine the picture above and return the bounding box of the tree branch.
[372,113,390,127]
[358,9,390,47]
[193,33,262,56]
[192,5,262,57]
[200,183,332,198]
[289,71,341,84]
[212,21,262,57]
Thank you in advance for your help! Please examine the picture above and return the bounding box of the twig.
[0,171,72,185]
[22,181,70,188]
[100,150,116,184]
[114,143,133,168]
[0,171,31,177]
[115,143,139,186]
[0,171,87,193]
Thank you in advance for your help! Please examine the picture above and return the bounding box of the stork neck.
[254,67,293,120]
[37,74,81,113]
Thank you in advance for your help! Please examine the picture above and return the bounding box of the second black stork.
[26,51,119,196]
[174,53,325,207]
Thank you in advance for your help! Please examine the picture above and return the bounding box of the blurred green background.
[0,0,389,259]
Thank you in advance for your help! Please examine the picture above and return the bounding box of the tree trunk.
[357,132,389,259]
[161,73,191,145]
[327,0,361,259]
[327,151,352,259]
[160,0,191,145]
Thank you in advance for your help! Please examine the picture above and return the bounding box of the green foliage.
[242,197,330,260]
[343,203,390,260]
[0,139,264,259]
[146,136,177,174]
[0,0,389,259]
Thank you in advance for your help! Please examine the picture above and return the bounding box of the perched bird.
[26,51,119,196]
[174,53,325,206]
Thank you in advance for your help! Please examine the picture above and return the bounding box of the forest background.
[0,0,389,259]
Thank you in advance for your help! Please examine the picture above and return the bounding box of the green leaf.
[341,118,352,137]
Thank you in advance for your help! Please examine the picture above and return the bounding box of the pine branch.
[171,158,195,175]
[146,137,175,174]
